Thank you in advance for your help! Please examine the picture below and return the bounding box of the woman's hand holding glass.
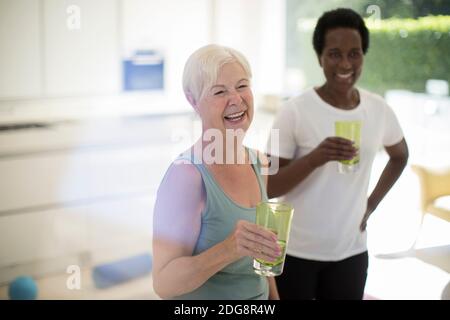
[224,220,282,263]
[306,137,357,169]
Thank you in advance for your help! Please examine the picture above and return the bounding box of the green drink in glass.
[335,120,361,173]
[253,201,294,276]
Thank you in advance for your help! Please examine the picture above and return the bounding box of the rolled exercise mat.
[92,253,152,289]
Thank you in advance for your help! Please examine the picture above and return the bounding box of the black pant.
[276,251,369,300]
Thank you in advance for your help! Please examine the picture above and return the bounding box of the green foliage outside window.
[361,16,450,94]
[288,13,450,95]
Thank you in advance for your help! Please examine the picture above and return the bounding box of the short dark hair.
[312,8,369,56]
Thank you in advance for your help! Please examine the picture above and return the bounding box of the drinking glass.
[335,120,361,173]
[253,201,294,276]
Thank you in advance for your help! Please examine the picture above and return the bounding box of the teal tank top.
[173,148,269,300]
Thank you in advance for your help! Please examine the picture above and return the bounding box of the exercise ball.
[8,276,38,300]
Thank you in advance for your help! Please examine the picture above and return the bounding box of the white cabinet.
[0,195,155,274]
[0,0,120,100]
[0,0,211,101]
[0,115,192,282]
[43,0,120,96]
[0,0,41,99]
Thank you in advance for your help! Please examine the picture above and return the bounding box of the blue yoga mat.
[92,253,152,289]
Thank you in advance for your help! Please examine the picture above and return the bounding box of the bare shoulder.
[160,160,203,192]
[155,160,205,221]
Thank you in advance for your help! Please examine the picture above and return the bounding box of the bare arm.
[369,138,409,210]
[360,138,409,230]
[152,162,281,299]
[268,277,280,300]
[267,137,356,198]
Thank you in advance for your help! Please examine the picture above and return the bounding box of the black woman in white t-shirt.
[266,8,409,300]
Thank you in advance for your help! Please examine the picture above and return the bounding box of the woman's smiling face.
[319,28,364,92]
[196,62,254,133]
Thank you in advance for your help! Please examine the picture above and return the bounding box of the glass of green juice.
[334,120,361,173]
[253,201,294,276]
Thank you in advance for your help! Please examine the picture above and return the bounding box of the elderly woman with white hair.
[152,44,281,300]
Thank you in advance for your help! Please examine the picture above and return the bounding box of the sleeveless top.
[173,148,269,300]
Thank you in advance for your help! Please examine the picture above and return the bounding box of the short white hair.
[182,44,252,103]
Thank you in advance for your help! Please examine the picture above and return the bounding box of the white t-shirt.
[266,87,404,261]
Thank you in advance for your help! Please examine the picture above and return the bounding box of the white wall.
[214,0,285,96]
